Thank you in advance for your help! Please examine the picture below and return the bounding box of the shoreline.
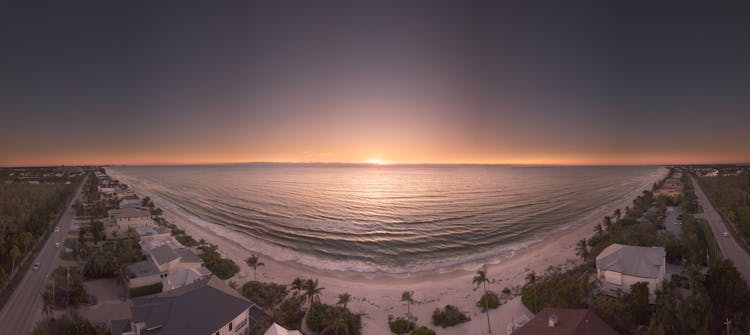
[109,167,668,334]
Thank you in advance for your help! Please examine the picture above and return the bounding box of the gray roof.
[175,249,202,263]
[128,259,161,277]
[129,277,253,335]
[154,226,171,234]
[596,243,665,279]
[110,319,132,335]
[150,245,180,265]
[513,308,618,335]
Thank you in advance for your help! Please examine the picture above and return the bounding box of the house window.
[229,322,233,331]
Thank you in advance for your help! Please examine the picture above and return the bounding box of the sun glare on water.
[364,159,389,165]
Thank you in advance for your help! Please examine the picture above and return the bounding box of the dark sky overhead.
[1,1,749,166]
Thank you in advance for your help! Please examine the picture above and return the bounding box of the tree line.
[0,178,79,299]
[522,169,750,334]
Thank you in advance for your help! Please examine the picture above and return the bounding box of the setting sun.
[364,159,390,165]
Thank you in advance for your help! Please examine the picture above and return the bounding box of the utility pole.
[66,266,70,308]
[724,317,731,335]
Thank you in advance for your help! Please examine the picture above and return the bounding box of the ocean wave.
[108,165,668,274]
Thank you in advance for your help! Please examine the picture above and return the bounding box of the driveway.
[664,206,683,236]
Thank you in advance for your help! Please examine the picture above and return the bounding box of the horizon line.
[3,160,750,169]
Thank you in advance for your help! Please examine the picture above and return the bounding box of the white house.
[596,243,666,302]
[162,267,212,291]
[119,197,141,209]
[135,226,171,240]
[99,186,117,198]
[107,208,153,234]
[127,243,208,291]
[111,277,259,335]
[264,323,303,335]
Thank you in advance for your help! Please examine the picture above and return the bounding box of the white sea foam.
[108,165,668,274]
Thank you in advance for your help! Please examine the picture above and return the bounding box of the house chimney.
[548,314,558,327]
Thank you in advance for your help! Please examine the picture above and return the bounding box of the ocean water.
[107,164,666,273]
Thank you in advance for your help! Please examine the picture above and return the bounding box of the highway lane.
[690,175,750,282]
[0,178,86,334]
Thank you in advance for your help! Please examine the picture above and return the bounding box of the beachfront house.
[512,308,617,335]
[135,226,171,240]
[596,243,666,302]
[119,197,141,209]
[111,277,257,335]
[106,208,153,238]
[127,241,209,291]
[116,189,137,201]
[99,186,117,199]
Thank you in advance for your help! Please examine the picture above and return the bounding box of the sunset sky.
[1,1,749,167]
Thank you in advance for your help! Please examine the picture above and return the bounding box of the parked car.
[55,242,60,248]
[55,227,60,232]
[724,232,730,237]
[32,263,40,271]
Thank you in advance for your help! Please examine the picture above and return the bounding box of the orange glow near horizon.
[2,150,749,167]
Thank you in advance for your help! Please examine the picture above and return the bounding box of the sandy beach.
[111,168,667,334]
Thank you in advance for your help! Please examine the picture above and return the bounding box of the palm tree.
[594,223,603,236]
[603,216,612,231]
[245,254,265,281]
[400,291,414,316]
[322,308,350,335]
[525,271,536,286]
[575,239,589,261]
[20,232,33,255]
[114,265,131,298]
[10,245,21,273]
[473,270,492,333]
[337,292,351,309]
[304,278,324,306]
[292,277,304,294]
[614,208,622,222]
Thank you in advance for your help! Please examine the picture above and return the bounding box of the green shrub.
[521,264,590,313]
[306,302,362,335]
[199,244,239,279]
[31,312,109,335]
[129,282,163,298]
[411,326,436,335]
[273,295,306,330]
[476,291,500,311]
[388,316,415,334]
[242,281,288,310]
[174,233,198,247]
[432,305,469,327]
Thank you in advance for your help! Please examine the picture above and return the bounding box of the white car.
[55,227,60,232]
[55,242,60,248]
[724,232,729,237]
[32,263,40,271]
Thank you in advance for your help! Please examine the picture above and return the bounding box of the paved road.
[690,175,750,282]
[0,179,86,334]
